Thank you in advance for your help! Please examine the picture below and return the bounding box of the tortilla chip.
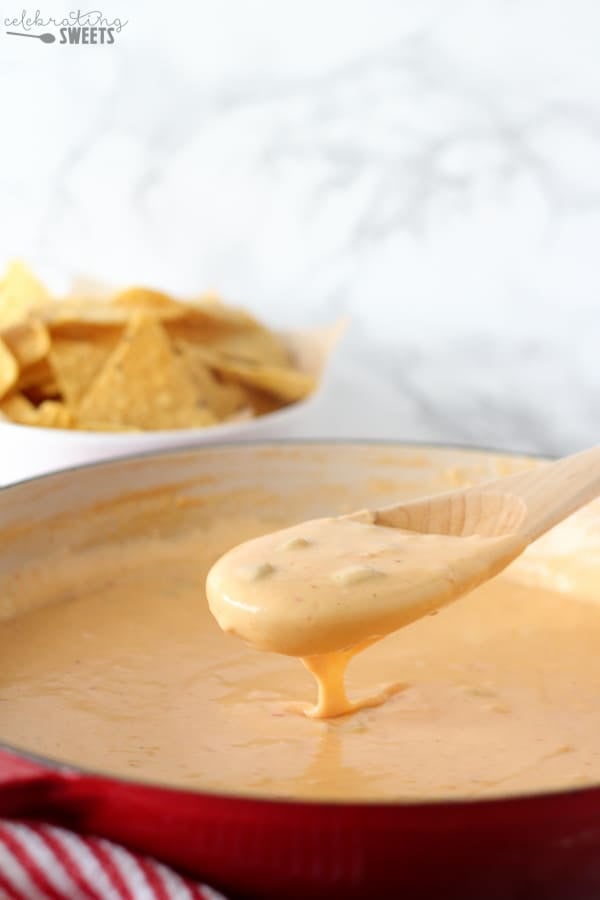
[113,288,266,335]
[0,393,70,427]
[22,376,60,405]
[167,319,290,368]
[176,345,315,402]
[49,335,119,407]
[239,386,287,416]
[39,300,130,330]
[173,339,246,419]
[0,339,18,399]
[41,291,192,338]
[29,400,73,429]
[221,361,315,402]
[0,392,36,423]
[112,286,186,317]
[1,320,50,370]
[15,357,54,392]
[0,261,49,329]
[72,421,141,432]
[77,316,217,431]
[210,330,290,368]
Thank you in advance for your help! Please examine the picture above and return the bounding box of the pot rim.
[0,436,553,493]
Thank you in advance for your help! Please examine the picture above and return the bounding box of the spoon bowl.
[207,515,526,659]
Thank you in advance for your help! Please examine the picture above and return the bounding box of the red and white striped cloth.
[0,821,226,900]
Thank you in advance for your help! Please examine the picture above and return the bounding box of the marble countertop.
[1,0,599,469]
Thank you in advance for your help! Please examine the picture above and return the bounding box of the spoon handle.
[374,446,600,544]
[485,445,600,541]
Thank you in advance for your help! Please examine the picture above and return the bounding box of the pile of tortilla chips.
[0,261,317,432]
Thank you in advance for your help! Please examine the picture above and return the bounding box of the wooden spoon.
[207,446,600,659]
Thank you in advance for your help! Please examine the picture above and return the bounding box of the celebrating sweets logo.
[5,9,127,44]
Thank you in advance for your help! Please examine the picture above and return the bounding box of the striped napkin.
[0,821,226,900]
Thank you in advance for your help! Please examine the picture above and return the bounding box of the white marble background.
[1,0,600,457]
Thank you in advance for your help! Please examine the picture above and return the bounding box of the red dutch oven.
[0,442,599,900]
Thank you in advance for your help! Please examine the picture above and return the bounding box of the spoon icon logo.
[6,30,55,42]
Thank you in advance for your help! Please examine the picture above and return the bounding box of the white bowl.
[0,320,344,486]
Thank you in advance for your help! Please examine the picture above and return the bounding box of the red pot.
[0,442,599,900]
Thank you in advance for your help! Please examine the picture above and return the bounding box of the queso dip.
[0,449,599,802]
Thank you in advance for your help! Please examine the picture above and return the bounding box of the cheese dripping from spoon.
[206,512,525,717]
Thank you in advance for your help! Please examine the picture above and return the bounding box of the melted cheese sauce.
[1,519,600,801]
[207,516,526,716]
